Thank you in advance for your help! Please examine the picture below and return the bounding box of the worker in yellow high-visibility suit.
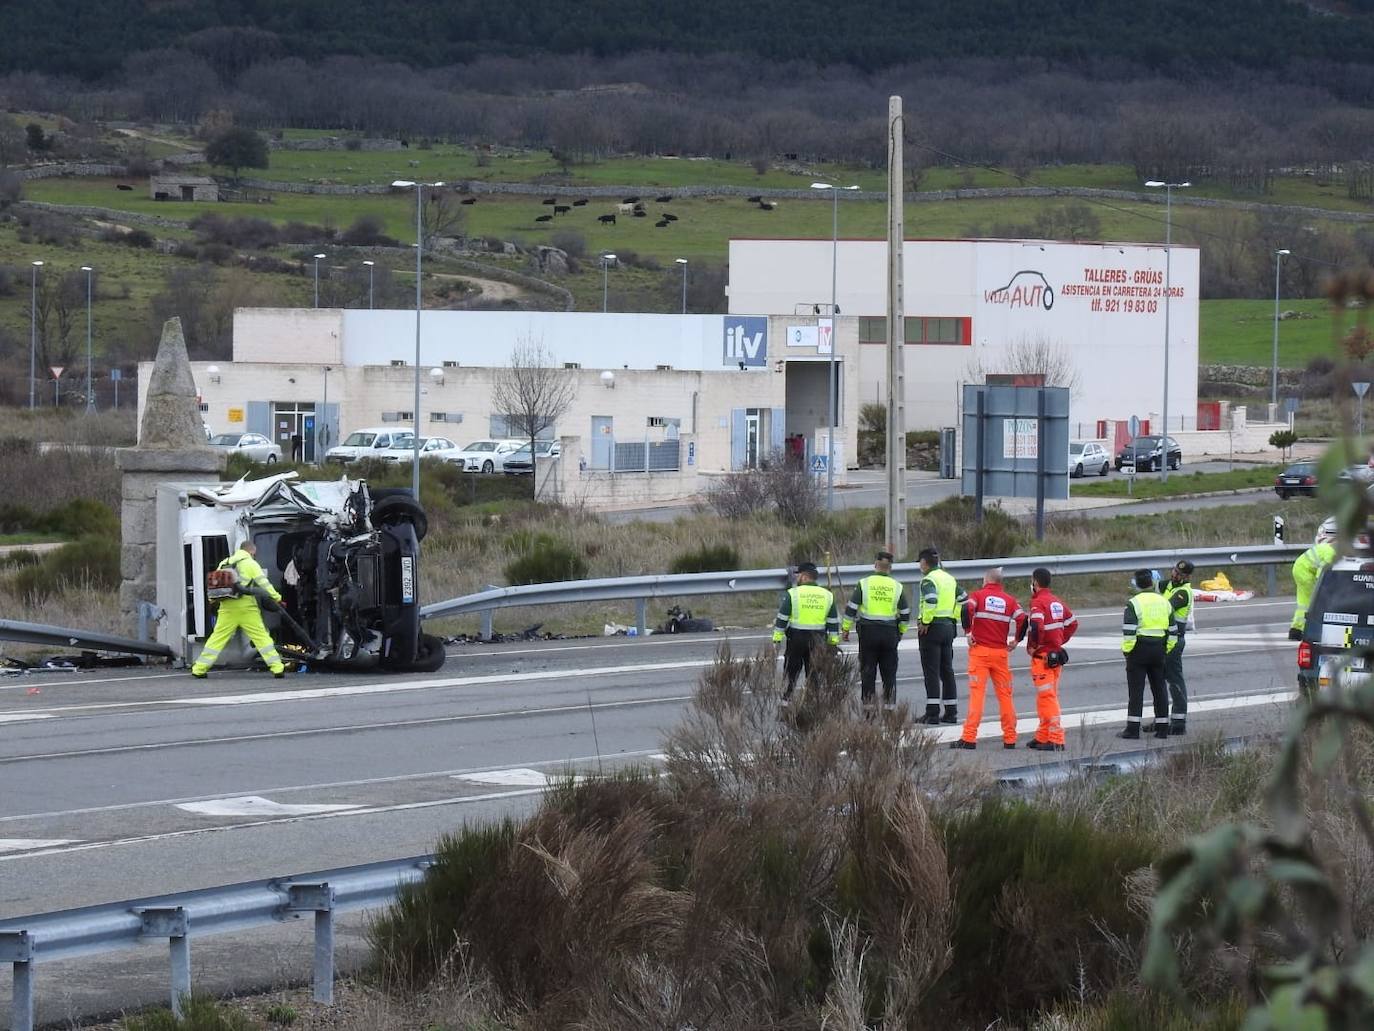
[192,540,286,678]
[1290,517,1337,641]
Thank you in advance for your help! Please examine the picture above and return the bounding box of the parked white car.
[502,439,562,475]
[325,427,415,464]
[1069,441,1110,478]
[451,439,525,473]
[378,436,463,463]
[208,431,281,463]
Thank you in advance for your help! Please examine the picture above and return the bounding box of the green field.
[1071,466,1282,499]
[1198,298,1335,367]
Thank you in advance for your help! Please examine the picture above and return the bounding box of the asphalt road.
[0,595,1303,1023]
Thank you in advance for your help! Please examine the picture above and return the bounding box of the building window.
[858,317,885,344]
[390,360,407,367]
[430,411,463,423]
[655,364,673,371]
[563,362,581,369]
[647,416,666,427]
[382,411,414,422]
[442,360,459,368]
[860,316,971,346]
[198,402,209,412]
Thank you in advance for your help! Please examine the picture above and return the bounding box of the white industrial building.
[728,237,1201,434]
[138,237,1205,508]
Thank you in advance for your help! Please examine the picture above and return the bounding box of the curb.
[1072,485,1274,505]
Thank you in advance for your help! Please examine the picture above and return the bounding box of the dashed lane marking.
[175,796,363,818]
[0,838,79,853]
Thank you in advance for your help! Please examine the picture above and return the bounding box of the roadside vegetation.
[1072,465,1282,499]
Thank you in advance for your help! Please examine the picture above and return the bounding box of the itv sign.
[723,316,768,368]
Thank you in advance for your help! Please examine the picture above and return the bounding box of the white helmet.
[1316,517,1338,544]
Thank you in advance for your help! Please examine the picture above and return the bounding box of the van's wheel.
[408,633,447,673]
[371,494,429,542]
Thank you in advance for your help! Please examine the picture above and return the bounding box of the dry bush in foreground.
[371,646,953,1028]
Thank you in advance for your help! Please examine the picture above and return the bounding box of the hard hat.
[1316,517,1338,544]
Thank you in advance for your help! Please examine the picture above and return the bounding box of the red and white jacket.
[1027,589,1078,656]
[962,584,1028,648]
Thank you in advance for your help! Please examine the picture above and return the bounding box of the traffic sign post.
[110,367,122,408]
[810,453,829,476]
[50,366,63,407]
[1355,382,1370,438]
[1128,414,1141,439]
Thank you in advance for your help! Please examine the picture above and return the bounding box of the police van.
[1298,543,1374,695]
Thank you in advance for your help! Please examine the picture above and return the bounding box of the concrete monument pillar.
[116,317,225,634]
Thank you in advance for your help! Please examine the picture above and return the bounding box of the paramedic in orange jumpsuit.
[951,567,1027,750]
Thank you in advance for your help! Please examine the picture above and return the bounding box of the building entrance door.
[272,402,317,462]
[590,415,613,469]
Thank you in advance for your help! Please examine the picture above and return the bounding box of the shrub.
[549,230,586,258]
[707,450,822,526]
[9,534,120,599]
[120,995,258,1030]
[910,495,1028,560]
[263,1003,298,1025]
[787,509,885,567]
[343,136,363,151]
[123,228,156,249]
[669,542,740,573]
[340,214,396,247]
[934,796,1156,1022]
[1269,429,1298,453]
[502,534,587,584]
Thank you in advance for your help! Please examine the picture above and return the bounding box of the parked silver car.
[209,432,281,463]
[1069,441,1110,478]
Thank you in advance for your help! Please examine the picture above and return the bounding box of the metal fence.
[609,438,681,473]
[422,543,1306,637]
[1,856,433,1030]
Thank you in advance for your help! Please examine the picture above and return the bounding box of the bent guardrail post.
[2,930,35,1031]
[137,906,191,1018]
[286,882,336,1004]
[635,597,648,636]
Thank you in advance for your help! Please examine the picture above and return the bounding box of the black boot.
[1153,724,1170,739]
[940,707,959,725]
[918,707,941,726]
[1028,740,1065,752]
[1288,627,1303,642]
[1171,720,1187,736]
[1118,727,1141,740]
[949,740,976,750]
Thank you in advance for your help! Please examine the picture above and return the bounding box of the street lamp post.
[320,364,331,463]
[674,257,688,314]
[1144,179,1190,483]
[1271,248,1290,407]
[600,253,616,312]
[362,260,375,309]
[81,265,94,412]
[312,253,327,309]
[392,180,445,497]
[29,260,42,410]
[810,182,859,510]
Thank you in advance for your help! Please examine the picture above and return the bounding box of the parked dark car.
[1275,461,1318,499]
[1114,435,1182,473]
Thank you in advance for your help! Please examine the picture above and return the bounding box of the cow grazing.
[116,183,133,191]
[747,195,762,203]
[655,195,672,203]
[759,201,776,211]
[573,198,588,206]
[542,197,557,205]
[460,196,477,205]
[655,220,670,228]
[554,205,571,214]
[535,214,553,223]
[598,214,617,224]
[662,212,678,221]
[633,209,647,217]
[623,196,640,203]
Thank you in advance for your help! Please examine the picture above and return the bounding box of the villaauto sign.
[983,270,1055,310]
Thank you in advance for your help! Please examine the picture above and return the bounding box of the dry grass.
[0,405,136,446]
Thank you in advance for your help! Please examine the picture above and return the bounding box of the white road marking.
[175,796,362,817]
[0,713,51,724]
[0,672,182,693]
[0,838,79,853]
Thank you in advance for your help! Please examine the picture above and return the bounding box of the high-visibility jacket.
[962,584,1028,648]
[919,567,965,624]
[773,584,840,645]
[842,574,910,634]
[214,549,280,614]
[1161,579,1193,637]
[1028,589,1078,654]
[1294,542,1335,594]
[1122,590,1172,654]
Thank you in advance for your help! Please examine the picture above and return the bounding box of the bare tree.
[421,186,466,250]
[489,337,577,498]
[965,333,1083,398]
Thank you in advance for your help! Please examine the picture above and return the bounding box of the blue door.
[590,416,613,469]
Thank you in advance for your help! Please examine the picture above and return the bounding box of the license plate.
[400,556,414,604]
[1283,478,1301,485]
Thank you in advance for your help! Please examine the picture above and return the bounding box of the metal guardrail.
[421,543,1306,636]
[0,618,173,660]
[0,855,433,1030]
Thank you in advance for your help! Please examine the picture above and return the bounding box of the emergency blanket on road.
[1194,572,1254,603]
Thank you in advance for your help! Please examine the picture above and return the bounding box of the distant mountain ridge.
[4,0,1374,80]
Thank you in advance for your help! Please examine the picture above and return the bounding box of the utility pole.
[885,96,907,557]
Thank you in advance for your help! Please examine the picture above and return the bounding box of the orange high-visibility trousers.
[962,642,1017,745]
[1030,654,1065,746]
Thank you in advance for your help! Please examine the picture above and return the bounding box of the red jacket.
[1028,589,1078,655]
[962,584,1027,648]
